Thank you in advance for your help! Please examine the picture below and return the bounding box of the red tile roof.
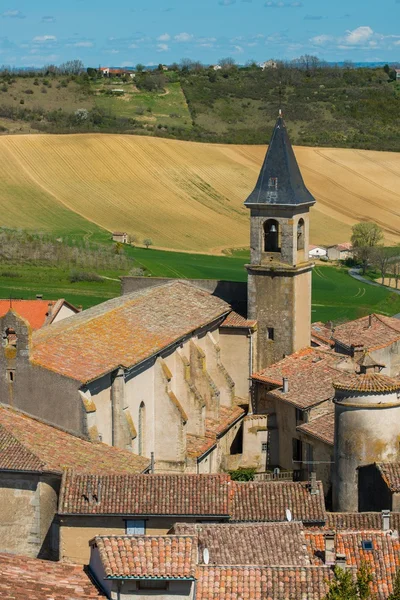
[0,299,77,330]
[221,311,257,329]
[93,535,197,580]
[196,566,332,600]
[59,472,232,516]
[186,434,216,459]
[0,406,149,475]
[376,463,400,493]
[172,522,313,566]
[187,405,245,459]
[333,313,400,351]
[325,512,400,532]
[231,480,326,524]
[32,282,230,383]
[333,373,400,393]
[252,347,354,409]
[0,552,104,599]
[311,322,334,347]
[297,408,335,446]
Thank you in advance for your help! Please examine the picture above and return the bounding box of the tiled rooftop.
[231,480,326,524]
[221,311,257,329]
[0,405,149,475]
[0,552,104,599]
[94,535,197,580]
[196,566,332,600]
[377,463,400,493]
[297,407,335,446]
[59,472,232,516]
[0,299,76,330]
[311,322,334,348]
[325,512,400,532]
[333,313,400,351]
[333,373,400,393]
[186,434,216,459]
[252,347,354,409]
[172,522,313,566]
[32,281,230,383]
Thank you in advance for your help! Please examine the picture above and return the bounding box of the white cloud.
[67,41,94,48]
[219,0,236,4]
[343,25,373,46]
[157,33,171,41]
[42,16,56,23]
[310,34,334,46]
[233,45,244,53]
[2,9,25,18]
[310,26,400,51]
[129,43,138,48]
[174,32,193,42]
[157,43,169,52]
[33,35,57,43]
[394,40,400,46]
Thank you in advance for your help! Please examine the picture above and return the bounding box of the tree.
[143,238,153,248]
[218,57,236,70]
[388,569,400,600]
[372,246,400,286]
[351,222,384,274]
[384,64,390,75]
[135,63,145,73]
[58,60,85,75]
[323,562,373,600]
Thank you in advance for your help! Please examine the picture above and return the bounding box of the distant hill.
[0,134,400,253]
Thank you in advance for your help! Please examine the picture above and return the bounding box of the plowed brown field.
[1,134,400,252]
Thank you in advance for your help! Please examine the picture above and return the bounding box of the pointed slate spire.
[244,113,316,207]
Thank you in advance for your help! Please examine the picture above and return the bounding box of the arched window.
[138,402,146,456]
[264,219,280,252]
[297,218,305,251]
[3,327,17,348]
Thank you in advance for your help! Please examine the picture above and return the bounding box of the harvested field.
[0,134,399,252]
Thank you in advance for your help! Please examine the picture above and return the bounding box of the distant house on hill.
[112,231,129,243]
[396,69,400,80]
[0,297,79,330]
[326,242,353,261]
[260,60,278,70]
[99,67,134,78]
[308,245,327,259]
[212,65,222,71]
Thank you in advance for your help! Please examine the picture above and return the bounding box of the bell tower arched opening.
[297,218,305,251]
[264,219,280,253]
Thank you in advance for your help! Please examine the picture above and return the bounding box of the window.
[7,370,15,383]
[295,408,304,424]
[126,519,146,534]
[292,438,303,463]
[297,218,305,251]
[138,401,146,456]
[261,442,268,453]
[264,220,281,253]
[267,328,275,341]
[138,581,168,590]
[361,540,373,551]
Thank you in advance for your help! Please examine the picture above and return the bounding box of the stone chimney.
[282,377,289,393]
[368,314,372,328]
[325,533,335,566]
[335,553,347,570]
[382,509,391,531]
[310,471,318,495]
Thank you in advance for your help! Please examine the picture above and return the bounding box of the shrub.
[229,468,256,481]
[24,89,34,95]
[69,270,103,283]
[0,271,21,278]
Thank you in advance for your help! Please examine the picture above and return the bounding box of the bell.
[269,224,277,233]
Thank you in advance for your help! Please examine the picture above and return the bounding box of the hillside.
[0,134,400,252]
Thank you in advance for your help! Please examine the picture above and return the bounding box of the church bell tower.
[245,113,316,370]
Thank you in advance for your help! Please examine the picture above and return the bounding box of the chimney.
[36,294,43,300]
[282,377,289,393]
[368,314,372,328]
[382,509,391,532]
[335,553,347,570]
[325,533,335,566]
[310,471,318,495]
[78,305,83,312]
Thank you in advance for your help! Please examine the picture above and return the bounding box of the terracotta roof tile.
[325,512,400,532]
[186,434,216,459]
[58,472,232,516]
[376,463,400,492]
[196,565,333,600]
[230,480,326,523]
[253,347,354,409]
[0,300,64,330]
[297,408,335,446]
[333,373,400,393]
[221,311,257,329]
[0,552,104,599]
[187,406,245,459]
[172,522,313,566]
[94,535,197,579]
[311,322,334,347]
[0,406,149,474]
[333,313,400,351]
[32,281,230,383]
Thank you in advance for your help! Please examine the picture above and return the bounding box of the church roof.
[244,115,316,208]
[333,373,400,394]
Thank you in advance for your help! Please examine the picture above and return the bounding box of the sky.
[0,0,400,68]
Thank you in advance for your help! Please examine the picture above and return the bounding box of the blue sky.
[1,0,400,68]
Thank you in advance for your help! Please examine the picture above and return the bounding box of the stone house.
[0,405,149,560]
[308,245,327,259]
[0,282,263,474]
[112,232,129,244]
[326,242,353,261]
[57,471,326,564]
[0,297,79,330]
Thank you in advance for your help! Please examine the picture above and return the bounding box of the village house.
[308,245,327,259]
[326,242,353,261]
[57,471,326,563]
[396,68,400,80]
[0,297,79,330]
[0,405,149,560]
[260,60,278,70]
[112,232,129,244]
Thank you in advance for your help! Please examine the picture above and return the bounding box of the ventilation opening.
[7,369,15,383]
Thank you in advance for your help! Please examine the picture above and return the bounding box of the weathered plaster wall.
[219,329,252,400]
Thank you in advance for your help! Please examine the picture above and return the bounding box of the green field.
[2,243,400,323]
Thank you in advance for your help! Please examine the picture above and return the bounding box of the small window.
[126,519,145,534]
[361,540,373,551]
[292,438,303,463]
[138,581,168,590]
[7,370,15,383]
[295,408,304,424]
[267,328,274,341]
[261,442,268,452]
